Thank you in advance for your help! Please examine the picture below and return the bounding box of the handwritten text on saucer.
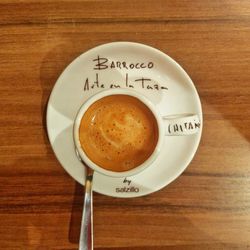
[83,56,168,92]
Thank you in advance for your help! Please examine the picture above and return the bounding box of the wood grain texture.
[0,1,250,249]
[0,0,250,24]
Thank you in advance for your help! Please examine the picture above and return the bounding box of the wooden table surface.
[1,1,250,249]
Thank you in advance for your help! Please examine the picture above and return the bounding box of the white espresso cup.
[73,89,201,178]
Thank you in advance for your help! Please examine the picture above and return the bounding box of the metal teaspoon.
[79,167,94,250]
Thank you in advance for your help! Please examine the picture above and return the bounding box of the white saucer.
[46,42,202,198]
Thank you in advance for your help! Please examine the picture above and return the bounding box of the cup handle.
[163,114,201,136]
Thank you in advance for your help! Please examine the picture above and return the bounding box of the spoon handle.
[79,168,94,250]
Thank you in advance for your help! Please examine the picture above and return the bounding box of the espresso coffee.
[79,95,158,172]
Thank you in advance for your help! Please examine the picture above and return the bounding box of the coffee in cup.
[78,95,159,172]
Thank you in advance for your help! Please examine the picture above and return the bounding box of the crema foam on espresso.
[79,95,158,172]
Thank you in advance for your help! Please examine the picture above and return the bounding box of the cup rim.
[73,88,164,178]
